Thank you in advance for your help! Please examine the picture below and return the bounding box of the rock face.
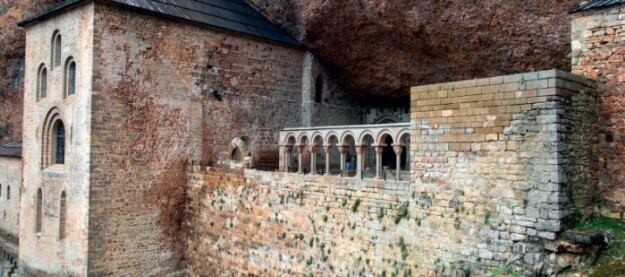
[249,0,578,100]
[0,0,62,143]
[0,0,581,140]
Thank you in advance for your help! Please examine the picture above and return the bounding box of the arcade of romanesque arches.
[279,123,410,180]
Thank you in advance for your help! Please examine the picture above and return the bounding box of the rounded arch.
[395,129,411,145]
[37,63,48,100]
[340,131,356,145]
[358,130,376,145]
[51,30,62,68]
[41,108,65,167]
[229,137,250,163]
[297,133,310,145]
[35,188,43,233]
[376,129,394,145]
[324,132,339,145]
[374,115,398,124]
[284,133,297,145]
[64,56,77,97]
[59,190,67,240]
[314,74,324,104]
[311,132,324,146]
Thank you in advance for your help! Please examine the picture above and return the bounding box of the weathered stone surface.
[249,0,578,98]
[572,5,625,217]
[0,0,62,144]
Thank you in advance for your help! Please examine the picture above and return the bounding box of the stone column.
[338,145,349,177]
[374,144,384,179]
[356,145,365,179]
[310,145,319,175]
[296,145,305,174]
[393,144,403,181]
[324,145,332,176]
[284,146,293,172]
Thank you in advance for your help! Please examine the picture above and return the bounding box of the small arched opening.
[35,188,43,234]
[326,135,340,175]
[312,135,324,175]
[51,120,65,165]
[380,133,396,178]
[361,134,375,178]
[286,136,297,173]
[314,75,323,104]
[342,134,356,176]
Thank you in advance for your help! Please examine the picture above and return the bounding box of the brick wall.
[87,2,358,275]
[572,5,625,217]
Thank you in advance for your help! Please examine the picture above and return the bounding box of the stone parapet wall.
[572,5,625,217]
[410,69,598,273]
[183,70,598,276]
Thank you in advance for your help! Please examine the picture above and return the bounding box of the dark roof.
[570,0,625,13]
[18,0,301,47]
[0,142,21,158]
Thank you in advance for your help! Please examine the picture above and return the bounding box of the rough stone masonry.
[184,70,599,276]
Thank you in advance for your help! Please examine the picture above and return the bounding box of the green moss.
[378,207,386,220]
[399,237,409,260]
[575,217,625,276]
[322,215,328,222]
[352,199,361,213]
[395,202,409,224]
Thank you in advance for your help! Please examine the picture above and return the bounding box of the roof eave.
[17,0,89,28]
[16,0,303,49]
[569,2,625,14]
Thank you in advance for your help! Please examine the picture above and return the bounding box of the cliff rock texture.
[1,0,581,139]
[249,0,578,100]
[0,0,62,143]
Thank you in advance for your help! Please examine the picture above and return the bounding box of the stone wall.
[0,156,21,241]
[184,70,598,276]
[410,69,597,273]
[572,5,625,217]
[19,3,94,276]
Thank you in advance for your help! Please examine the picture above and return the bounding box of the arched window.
[64,58,76,97]
[51,31,62,68]
[52,121,65,164]
[35,188,43,233]
[59,191,66,240]
[37,65,47,100]
[314,75,323,104]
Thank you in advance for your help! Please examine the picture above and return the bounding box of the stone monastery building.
[0,0,625,276]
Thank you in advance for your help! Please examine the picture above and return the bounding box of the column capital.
[283,145,293,153]
[296,145,306,154]
[323,145,333,153]
[374,144,385,154]
[393,145,403,155]
[309,144,320,153]
[338,145,350,155]
[355,145,365,155]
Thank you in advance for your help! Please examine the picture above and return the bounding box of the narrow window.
[0,184,3,199]
[36,188,43,233]
[64,58,76,97]
[7,186,10,200]
[314,75,323,104]
[59,191,66,240]
[52,31,62,68]
[37,65,47,100]
[52,121,65,164]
